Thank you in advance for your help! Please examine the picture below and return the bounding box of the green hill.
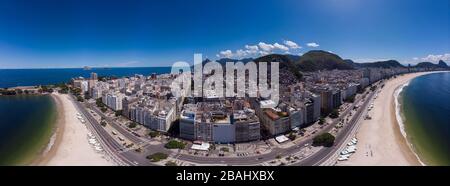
[210,50,449,83]
[253,54,303,80]
[356,60,405,68]
[296,50,354,71]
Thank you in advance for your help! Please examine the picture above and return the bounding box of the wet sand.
[34,93,114,166]
[340,72,443,166]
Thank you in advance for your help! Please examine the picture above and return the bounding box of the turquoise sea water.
[401,72,450,165]
[0,95,57,165]
[0,67,172,165]
[1,69,448,165]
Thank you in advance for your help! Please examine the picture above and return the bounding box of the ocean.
[0,67,172,165]
[0,67,172,88]
[0,95,57,165]
[400,72,450,165]
[1,69,449,165]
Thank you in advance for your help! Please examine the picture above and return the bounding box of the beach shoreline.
[31,94,65,165]
[339,71,446,166]
[33,93,114,166]
[393,81,426,165]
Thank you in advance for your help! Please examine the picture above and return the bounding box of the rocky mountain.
[415,61,449,69]
[438,60,449,68]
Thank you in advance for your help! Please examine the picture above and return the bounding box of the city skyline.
[0,0,449,169]
[0,0,449,69]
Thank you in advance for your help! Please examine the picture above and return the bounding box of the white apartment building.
[103,92,124,111]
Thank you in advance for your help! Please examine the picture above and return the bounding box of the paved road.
[71,96,155,166]
[294,90,376,166]
[88,104,144,145]
[70,85,376,166]
[175,90,374,165]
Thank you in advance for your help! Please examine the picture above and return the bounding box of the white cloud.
[412,57,419,61]
[259,50,270,56]
[284,40,301,49]
[306,42,320,48]
[244,45,259,55]
[218,50,233,58]
[216,39,306,59]
[273,43,289,51]
[235,49,248,58]
[217,49,255,59]
[420,53,450,62]
[245,45,259,51]
[245,49,258,55]
[258,42,275,52]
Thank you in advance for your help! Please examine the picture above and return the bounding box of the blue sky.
[0,0,449,68]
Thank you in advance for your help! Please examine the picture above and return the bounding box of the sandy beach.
[340,72,443,166]
[34,93,114,166]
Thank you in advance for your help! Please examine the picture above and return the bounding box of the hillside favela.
[0,0,449,167]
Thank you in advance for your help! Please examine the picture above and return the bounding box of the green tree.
[115,110,122,117]
[312,133,335,147]
[220,147,229,152]
[95,98,107,109]
[100,120,107,127]
[165,161,177,166]
[164,140,186,149]
[318,117,325,125]
[41,85,53,93]
[71,87,82,96]
[148,131,160,138]
[41,85,49,93]
[96,98,103,107]
[100,107,107,113]
[344,95,355,103]
[128,122,137,128]
[146,152,168,162]
[58,84,69,94]
[0,89,17,95]
[288,133,296,141]
[357,88,364,94]
[77,95,84,102]
[329,109,339,119]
